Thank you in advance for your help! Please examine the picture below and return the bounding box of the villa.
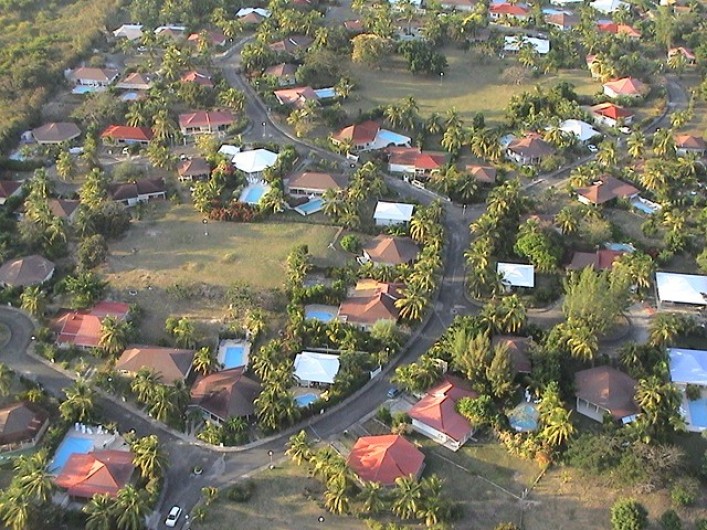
[187,30,227,47]
[51,301,131,349]
[263,63,298,86]
[506,135,555,165]
[231,148,278,176]
[590,102,634,127]
[331,120,411,152]
[347,435,425,486]
[181,70,214,88]
[190,368,262,424]
[55,450,135,500]
[268,35,313,55]
[576,176,639,206]
[31,122,81,144]
[0,255,55,287]
[655,272,707,308]
[68,67,119,88]
[113,24,143,41]
[0,402,49,450]
[373,201,414,226]
[179,110,234,136]
[546,12,579,30]
[489,2,530,20]
[177,157,211,182]
[116,346,196,384]
[668,348,707,431]
[116,72,154,91]
[108,177,166,207]
[574,366,639,423]
[154,25,187,40]
[100,125,154,145]
[466,165,497,185]
[361,235,419,266]
[567,249,624,271]
[286,171,347,197]
[338,280,401,329]
[236,7,272,24]
[558,119,601,143]
[48,199,80,222]
[386,147,447,177]
[273,86,319,108]
[293,351,340,387]
[602,77,648,99]
[674,135,706,157]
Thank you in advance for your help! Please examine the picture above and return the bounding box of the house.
[655,272,707,308]
[590,0,629,13]
[54,450,135,499]
[115,72,153,91]
[113,24,143,41]
[273,86,319,108]
[489,2,530,20]
[108,177,166,207]
[69,67,119,87]
[503,36,550,55]
[116,345,195,384]
[576,176,639,205]
[361,236,419,266]
[331,120,411,152]
[177,157,211,182]
[674,135,706,157]
[439,0,477,11]
[575,366,639,423]
[338,281,400,329]
[179,110,234,136]
[48,199,80,222]
[51,301,131,349]
[551,0,583,5]
[263,63,298,86]
[187,30,227,47]
[181,70,214,88]
[389,0,423,6]
[0,402,48,449]
[602,77,648,99]
[668,46,696,64]
[546,12,579,30]
[190,368,262,424]
[268,35,314,55]
[558,119,601,143]
[347,435,425,486]
[231,148,278,176]
[590,102,634,127]
[568,249,624,271]
[0,180,22,206]
[236,7,272,24]
[154,25,187,40]
[466,165,497,185]
[506,135,555,165]
[497,262,535,289]
[668,348,707,386]
[100,125,154,145]
[31,122,81,144]
[492,336,532,374]
[408,375,478,451]
[386,147,447,176]
[596,22,641,39]
[286,171,347,197]
[293,351,340,387]
[343,19,365,32]
[0,255,54,287]
[373,201,414,226]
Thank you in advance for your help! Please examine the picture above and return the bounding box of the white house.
[113,24,143,41]
[503,36,550,55]
[236,7,272,18]
[655,272,707,308]
[231,149,278,176]
[574,366,639,424]
[497,263,535,289]
[558,119,601,143]
[668,348,707,431]
[293,351,340,387]
[590,0,629,13]
[373,201,415,226]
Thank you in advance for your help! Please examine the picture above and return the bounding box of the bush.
[77,234,108,270]
[375,406,392,426]
[660,509,682,530]
[227,480,255,502]
[695,519,707,530]
[685,384,702,401]
[670,477,698,507]
[339,234,360,253]
[610,498,648,530]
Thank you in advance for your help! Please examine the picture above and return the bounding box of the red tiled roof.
[547,12,578,27]
[178,110,234,129]
[54,450,135,498]
[101,125,153,142]
[387,147,447,171]
[568,249,624,271]
[575,366,639,420]
[51,301,130,348]
[576,176,639,205]
[347,435,425,486]
[591,102,634,120]
[603,77,647,96]
[490,2,529,15]
[466,165,497,183]
[674,134,706,150]
[263,63,298,77]
[339,281,400,325]
[596,22,641,38]
[362,236,419,265]
[332,120,380,145]
[181,70,214,87]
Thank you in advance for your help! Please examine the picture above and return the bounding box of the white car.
[165,506,182,527]
[587,144,598,153]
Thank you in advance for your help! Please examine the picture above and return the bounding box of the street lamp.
[439,72,444,85]
[318,516,325,523]
[262,121,267,139]
[268,449,274,469]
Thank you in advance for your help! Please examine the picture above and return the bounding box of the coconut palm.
[218,87,246,113]
[83,493,115,530]
[14,450,53,503]
[59,379,96,422]
[167,317,196,348]
[148,384,180,423]
[648,312,689,347]
[392,475,423,520]
[565,322,598,362]
[192,347,217,375]
[358,480,386,514]
[652,128,675,158]
[20,286,46,317]
[395,282,428,321]
[541,407,574,447]
[114,485,149,530]
[286,430,312,466]
[99,316,131,356]
[324,475,350,515]
[131,435,166,480]
[0,488,31,530]
[131,368,160,404]
[627,131,645,159]
[426,113,443,135]
[497,295,527,333]
[244,308,267,339]
[152,108,178,144]
[596,139,618,167]
[56,150,76,181]
[554,207,579,235]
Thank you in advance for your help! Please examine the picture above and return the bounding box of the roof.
[48,199,80,220]
[274,86,319,107]
[0,402,47,446]
[503,35,550,55]
[108,177,165,201]
[339,283,400,325]
[54,450,135,498]
[669,47,695,60]
[374,201,414,222]
[191,368,262,420]
[490,2,529,15]
[51,301,130,348]
[181,70,213,87]
[575,366,639,419]
[597,22,641,38]
[491,336,532,373]
[466,165,497,183]
[674,135,706,150]
[116,345,195,384]
[590,0,629,12]
[287,171,347,192]
[179,110,234,129]
[231,148,278,173]
[559,119,600,142]
[0,180,22,199]
[668,348,707,385]
[568,249,624,270]
[116,72,153,90]
[113,24,143,40]
[507,136,555,158]
[0,255,54,287]
[263,63,298,77]
[31,122,81,143]
[178,157,211,177]
[343,19,364,32]
[362,236,419,265]
[408,375,478,442]
[347,435,425,486]
[268,35,313,54]
[590,102,634,120]
[603,77,647,96]
[100,125,153,142]
[655,271,707,306]
[387,147,447,171]
[293,351,340,385]
[332,120,380,145]
[546,12,579,27]
[187,30,227,46]
[497,262,535,288]
[72,67,119,83]
[576,176,639,204]
[236,7,272,18]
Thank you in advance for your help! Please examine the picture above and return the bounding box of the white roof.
[113,24,144,40]
[236,7,272,17]
[550,0,583,4]
[369,129,411,151]
[154,24,187,33]
[373,201,415,222]
[231,149,278,174]
[590,0,629,13]
[559,119,600,142]
[668,348,707,385]
[294,351,340,385]
[504,36,550,55]
[497,263,535,288]
[655,272,707,306]
[218,144,241,156]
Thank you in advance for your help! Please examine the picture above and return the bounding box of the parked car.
[587,144,598,153]
[165,506,182,527]
[387,386,402,398]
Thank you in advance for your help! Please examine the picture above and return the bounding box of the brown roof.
[0,180,22,199]
[0,402,47,446]
[491,336,532,373]
[575,366,639,420]
[48,199,80,220]
[332,120,380,145]
[54,450,135,498]
[181,70,214,87]
[568,249,624,271]
[674,134,706,150]
[263,63,298,78]
[0,255,54,287]
[343,19,364,32]
[108,177,165,201]
[339,282,400,325]
[408,375,477,442]
[362,236,419,265]
[177,157,211,177]
[190,368,262,420]
[268,35,313,54]
[72,67,119,83]
[116,72,153,90]
[466,165,497,184]
[547,12,579,28]
[240,11,266,24]
[51,301,130,348]
[507,136,555,158]
[178,110,234,129]
[116,345,195,384]
[387,147,447,171]
[287,171,347,193]
[187,30,227,46]
[347,435,425,486]
[576,176,639,205]
[31,122,81,144]
[274,86,319,107]
[668,46,695,60]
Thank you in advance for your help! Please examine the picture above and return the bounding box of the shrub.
[685,384,702,401]
[77,234,108,270]
[695,519,707,530]
[227,480,255,502]
[660,509,682,530]
[339,234,360,253]
[610,498,648,530]
[375,406,392,426]
[670,477,698,507]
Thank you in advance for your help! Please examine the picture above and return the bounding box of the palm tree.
[59,379,96,422]
[0,364,12,397]
[131,435,166,480]
[152,108,178,144]
[148,384,179,423]
[324,475,350,515]
[497,295,527,333]
[395,282,428,322]
[244,309,267,339]
[0,488,32,530]
[652,128,675,158]
[192,347,217,375]
[15,450,53,503]
[218,87,246,113]
[20,286,45,317]
[426,113,443,135]
[259,186,287,213]
[541,407,574,447]
[392,475,423,520]
[286,430,312,466]
[99,316,131,356]
[565,323,598,362]
[83,493,115,530]
[627,131,645,159]
[56,150,75,181]
[554,207,579,235]
[167,317,196,348]
[358,481,386,515]
[648,312,688,347]
[113,485,149,530]
[596,139,618,167]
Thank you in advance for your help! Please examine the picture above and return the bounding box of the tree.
[131,435,166,480]
[131,368,159,404]
[0,488,32,530]
[20,286,46,317]
[99,316,132,356]
[610,498,648,530]
[59,379,96,423]
[649,312,692,347]
[219,87,246,113]
[627,131,645,159]
[83,493,115,530]
[56,150,76,181]
[165,317,196,348]
[514,220,562,272]
[652,128,675,158]
[394,282,428,322]
[358,481,386,515]
[148,384,181,423]
[540,407,574,448]
[392,475,423,520]
[192,347,217,375]
[61,271,107,309]
[324,475,350,514]
[351,33,390,67]
[634,376,683,442]
[114,485,149,530]
[554,207,580,235]
[286,430,312,466]
[14,450,53,503]
[486,343,516,399]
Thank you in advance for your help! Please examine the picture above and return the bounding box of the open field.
[342,48,600,124]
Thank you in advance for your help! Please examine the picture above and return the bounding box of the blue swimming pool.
[688,397,707,429]
[240,182,269,205]
[49,435,93,473]
[295,393,318,408]
[224,345,247,369]
[508,403,540,432]
[295,198,324,216]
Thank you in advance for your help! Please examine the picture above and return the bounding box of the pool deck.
[49,424,127,473]
[217,339,251,370]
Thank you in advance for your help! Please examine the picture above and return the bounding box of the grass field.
[342,48,600,124]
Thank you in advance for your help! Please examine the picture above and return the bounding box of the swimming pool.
[295,198,324,216]
[217,340,250,370]
[507,403,540,432]
[304,304,338,322]
[295,393,319,408]
[49,435,93,474]
[688,397,707,429]
[239,182,270,205]
[542,7,568,14]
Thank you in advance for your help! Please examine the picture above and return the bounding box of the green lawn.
[342,47,600,124]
